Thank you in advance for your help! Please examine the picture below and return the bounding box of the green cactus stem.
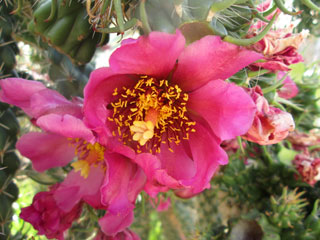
[274,0,302,15]
[139,0,152,34]
[301,0,320,12]
[10,0,23,15]
[248,0,270,23]
[96,18,137,33]
[223,13,276,46]
[114,0,125,33]
[45,0,58,22]
[262,2,277,17]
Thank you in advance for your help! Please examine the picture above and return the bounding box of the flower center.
[108,76,196,153]
[69,138,105,178]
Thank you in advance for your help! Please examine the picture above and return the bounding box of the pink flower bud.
[20,185,82,240]
[293,154,320,186]
[242,86,295,145]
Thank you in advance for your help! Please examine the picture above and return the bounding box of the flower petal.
[99,211,134,236]
[54,166,105,211]
[101,153,146,214]
[188,80,256,141]
[84,68,135,133]
[109,31,185,78]
[36,114,94,142]
[172,36,262,92]
[16,132,75,172]
[133,153,183,197]
[175,123,228,198]
[30,89,82,118]
[277,72,299,99]
[0,78,46,114]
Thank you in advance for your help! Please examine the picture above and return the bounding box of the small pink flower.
[277,72,299,99]
[84,31,262,199]
[94,229,140,240]
[293,154,320,186]
[247,24,307,72]
[20,185,82,240]
[242,86,295,145]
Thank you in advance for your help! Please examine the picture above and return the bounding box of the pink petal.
[101,152,146,214]
[175,123,228,198]
[30,89,82,119]
[16,132,75,172]
[277,72,299,99]
[0,78,46,114]
[109,31,185,78]
[188,80,256,141]
[172,36,262,92]
[84,68,135,133]
[54,166,105,211]
[99,211,134,236]
[36,114,94,142]
[133,153,183,197]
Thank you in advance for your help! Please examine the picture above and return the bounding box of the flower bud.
[242,86,295,145]
[293,154,320,186]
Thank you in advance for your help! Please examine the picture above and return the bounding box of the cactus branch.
[262,2,277,17]
[96,18,137,33]
[249,0,270,23]
[10,0,23,15]
[223,13,276,46]
[114,0,125,33]
[274,0,302,15]
[45,0,57,22]
[139,0,151,34]
[301,0,320,12]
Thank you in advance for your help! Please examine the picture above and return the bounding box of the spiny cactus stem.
[301,0,320,12]
[262,2,277,17]
[10,0,22,15]
[45,0,57,22]
[262,72,288,94]
[86,0,98,19]
[274,0,302,15]
[114,0,125,33]
[248,0,270,22]
[223,13,276,46]
[96,18,137,33]
[139,0,151,34]
[101,0,111,14]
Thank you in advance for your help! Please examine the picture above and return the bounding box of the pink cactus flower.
[293,154,320,186]
[247,24,307,72]
[242,86,295,145]
[84,30,261,199]
[94,229,140,240]
[20,185,82,240]
[277,72,299,99]
[0,78,145,236]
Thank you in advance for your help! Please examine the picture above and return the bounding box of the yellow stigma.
[108,76,196,153]
[69,139,105,179]
[130,121,154,146]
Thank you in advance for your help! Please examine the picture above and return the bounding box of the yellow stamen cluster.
[108,76,196,153]
[69,138,105,178]
[130,121,154,146]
